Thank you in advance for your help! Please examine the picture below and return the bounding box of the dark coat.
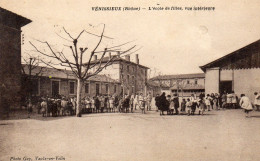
[122,97,130,108]
[173,97,179,109]
[155,96,160,108]
[159,93,168,111]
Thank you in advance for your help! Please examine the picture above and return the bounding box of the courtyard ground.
[0,108,260,161]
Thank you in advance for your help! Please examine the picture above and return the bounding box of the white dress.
[239,96,253,110]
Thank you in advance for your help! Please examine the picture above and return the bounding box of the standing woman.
[239,94,253,117]
[130,94,135,113]
[205,94,212,111]
[159,92,168,116]
[134,94,139,110]
[190,94,197,115]
[173,93,179,115]
[114,95,119,113]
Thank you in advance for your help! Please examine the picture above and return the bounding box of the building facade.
[22,66,121,100]
[0,8,31,114]
[200,39,260,101]
[150,73,205,97]
[87,54,149,95]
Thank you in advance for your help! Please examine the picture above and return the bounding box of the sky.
[1,0,260,77]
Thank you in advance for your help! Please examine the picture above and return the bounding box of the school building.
[150,73,205,97]
[85,54,149,95]
[200,39,260,101]
[22,66,121,99]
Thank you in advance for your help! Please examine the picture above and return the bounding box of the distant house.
[200,39,260,101]
[85,54,149,95]
[150,73,205,97]
[146,80,161,97]
[22,66,121,99]
[0,7,31,114]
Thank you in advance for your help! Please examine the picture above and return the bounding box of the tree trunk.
[76,78,83,117]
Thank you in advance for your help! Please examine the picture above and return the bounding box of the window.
[31,79,39,95]
[132,76,135,84]
[195,79,198,85]
[132,86,134,94]
[96,84,100,95]
[114,84,117,93]
[85,83,89,94]
[69,82,75,94]
[132,67,135,72]
[127,75,130,83]
[187,80,190,84]
[105,84,109,94]
[127,65,130,72]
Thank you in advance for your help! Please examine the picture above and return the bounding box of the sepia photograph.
[0,0,260,160]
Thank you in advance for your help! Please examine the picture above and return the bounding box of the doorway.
[52,81,60,97]
[219,81,232,94]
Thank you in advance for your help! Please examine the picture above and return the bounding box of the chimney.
[109,52,112,58]
[93,55,97,61]
[117,51,120,58]
[135,54,139,64]
[125,55,130,61]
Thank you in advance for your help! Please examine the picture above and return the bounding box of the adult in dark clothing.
[122,95,130,113]
[47,98,52,117]
[159,92,168,115]
[155,94,160,112]
[104,96,108,112]
[52,100,58,117]
[67,99,73,116]
[94,96,100,113]
[114,96,119,112]
[172,94,179,115]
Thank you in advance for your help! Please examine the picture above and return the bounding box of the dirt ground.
[1,107,260,161]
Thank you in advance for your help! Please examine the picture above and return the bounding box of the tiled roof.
[170,84,205,90]
[147,80,161,87]
[22,65,120,83]
[200,39,260,72]
[150,73,205,80]
[84,56,149,69]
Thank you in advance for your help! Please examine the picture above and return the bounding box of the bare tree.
[21,54,45,103]
[29,24,137,117]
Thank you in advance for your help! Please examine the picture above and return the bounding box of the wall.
[233,68,260,101]
[205,67,220,94]
[0,25,21,110]
[31,77,121,99]
[91,63,120,81]
[120,61,147,95]
[220,70,233,81]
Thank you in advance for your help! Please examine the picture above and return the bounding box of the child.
[168,95,174,115]
[109,96,114,113]
[186,98,192,116]
[205,94,211,111]
[85,97,90,113]
[91,97,95,113]
[41,99,47,117]
[181,99,186,112]
[240,94,253,117]
[139,93,146,114]
[130,94,135,113]
[198,98,206,115]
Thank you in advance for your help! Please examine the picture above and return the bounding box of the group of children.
[156,93,209,116]
[37,92,153,117]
